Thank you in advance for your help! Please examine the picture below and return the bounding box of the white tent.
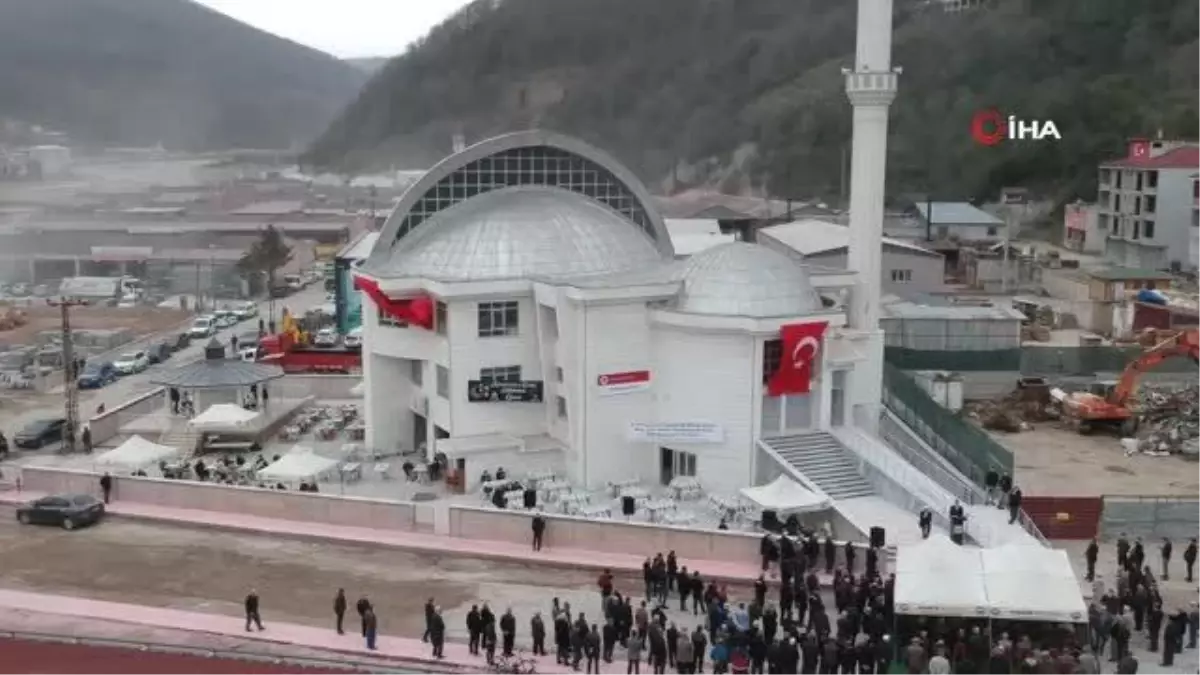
[349,380,366,397]
[189,404,260,431]
[739,475,831,514]
[894,535,989,618]
[96,435,180,471]
[981,544,1087,623]
[256,448,339,482]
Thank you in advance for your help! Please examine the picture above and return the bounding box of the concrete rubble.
[1129,384,1200,455]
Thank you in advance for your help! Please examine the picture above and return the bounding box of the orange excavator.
[1063,329,1199,435]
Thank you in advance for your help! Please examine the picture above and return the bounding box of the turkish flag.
[767,321,828,397]
[353,275,434,330]
[1128,141,1149,160]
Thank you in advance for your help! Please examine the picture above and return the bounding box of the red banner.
[353,276,434,330]
[767,321,828,396]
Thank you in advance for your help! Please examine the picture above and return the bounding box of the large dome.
[673,242,822,318]
[366,186,665,281]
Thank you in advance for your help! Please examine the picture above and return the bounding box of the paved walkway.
[0,589,622,674]
[0,492,829,587]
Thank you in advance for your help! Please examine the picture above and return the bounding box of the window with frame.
[890,269,913,283]
[986,227,998,237]
[1144,195,1156,213]
[378,307,407,328]
[410,360,424,386]
[478,301,519,337]
[436,365,450,398]
[479,365,521,385]
[1143,221,1155,239]
[762,339,782,385]
[556,395,568,419]
[435,301,448,335]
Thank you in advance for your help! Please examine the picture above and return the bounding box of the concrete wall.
[804,249,944,296]
[271,374,363,400]
[87,387,166,446]
[18,466,417,531]
[447,504,883,571]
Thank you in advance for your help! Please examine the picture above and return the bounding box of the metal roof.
[337,231,379,261]
[150,340,284,389]
[882,298,1025,321]
[914,202,1003,226]
[672,242,822,318]
[1087,266,1175,281]
[759,219,942,258]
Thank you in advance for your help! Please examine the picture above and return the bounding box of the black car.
[16,493,105,530]
[13,418,67,449]
[171,332,192,351]
[147,341,172,364]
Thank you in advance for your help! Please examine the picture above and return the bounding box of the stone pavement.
[0,491,842,587]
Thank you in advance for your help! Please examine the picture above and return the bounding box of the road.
[0,285,328,440]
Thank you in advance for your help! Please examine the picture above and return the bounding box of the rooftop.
[1101,144,1199,170]
[672,242,823,318]
[1087,266,1176,281]
[914,202,1003,226]
[881,296,1026,321]
[759,219,942,258]
[337,231,379,261]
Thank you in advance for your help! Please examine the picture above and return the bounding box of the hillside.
[347,58,390,75]
[305,0,1198,205]
[0,0,366,150]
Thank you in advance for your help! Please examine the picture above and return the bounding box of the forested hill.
[305,0,1198,204]
[0,0,366,150]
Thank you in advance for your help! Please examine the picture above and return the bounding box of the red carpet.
[0,638,360,674]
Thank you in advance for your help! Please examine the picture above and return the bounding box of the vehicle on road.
[213,311,239,329]
[189,316,215,339]
[312,327,339,348]
[170,332,192,351]
[146,341,173,364]
[343,326,363,350]
[233,301,258,319]
[113,350,150,375]
[77,361,117,389]
[16,493,105,530]
[13,418,68,449]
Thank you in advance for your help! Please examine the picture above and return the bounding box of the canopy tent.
[894,535,988,618]
[96,435,179,471]
[349,380,366,397]
[256,447,339,482]
[981,545,1087,623]
[189,404,260,431]
[739,475,831,514]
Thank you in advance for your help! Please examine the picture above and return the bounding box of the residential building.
[1097,139,1200,271]
[757,219,945,295]
[1040,265,1174,336]
[1062,201,1105,254]
[895,202,1006,245]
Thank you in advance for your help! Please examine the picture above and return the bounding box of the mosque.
[354,130,883,496]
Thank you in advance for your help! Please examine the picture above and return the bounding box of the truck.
[255,309,360,374]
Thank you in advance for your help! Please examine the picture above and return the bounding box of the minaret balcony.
[843,68,900,106]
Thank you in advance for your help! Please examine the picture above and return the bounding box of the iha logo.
[971,109,1061,146]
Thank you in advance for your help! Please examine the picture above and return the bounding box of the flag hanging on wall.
[353,275,434,330]
[767,321,828,396]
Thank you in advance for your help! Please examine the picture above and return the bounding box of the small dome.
[673,242,822,317]
[366,186,664,281]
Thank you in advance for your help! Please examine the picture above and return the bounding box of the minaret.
[844,0,899,431]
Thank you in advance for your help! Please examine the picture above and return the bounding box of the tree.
[236,225,293,294]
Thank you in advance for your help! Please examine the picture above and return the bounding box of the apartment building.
[1097,139,1199,271]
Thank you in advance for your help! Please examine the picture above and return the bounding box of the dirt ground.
[989,424,1199,497]
[0,305,189,348]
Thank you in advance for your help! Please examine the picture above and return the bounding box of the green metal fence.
[881,362,1014,484]
[884,346,1197,376]
[885,347,1021,372]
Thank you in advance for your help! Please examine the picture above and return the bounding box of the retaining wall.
[87,387,166,446]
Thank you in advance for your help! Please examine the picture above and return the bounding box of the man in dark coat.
[356,596,371,637]
[1160,538,1173,580]
[1184,538,1198,582]
[865,546,879,579]
[532,513,546,551]
[555,610,572,665]
[333,588,347,635]
[823,535,836,574]
[243,589,263,631]
[666,551,678,592]
[429,606,446,658]
[602,617,617,662]
[363,607,377,650]
[1130,537,1146,571]
[483,616,497,664]
[984,468,999,505]
[1116,533,1131,569]
[421,597,435,642]
[99,472,112,504]
[754,575,767,608]
[531,611,547,656]
[1147,601,1164,652]
[500,608,517,657]
[998,472,1012,509]
[1162,614,1181,667]
[466,605,482,654]
[691,626,707,674]
[1085,538,1100,581]
[843,540,856,574]
[1007,486,1023,524]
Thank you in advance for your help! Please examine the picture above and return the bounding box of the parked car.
[13,417,68,449]
[343,326,363,349]
[16,493,105,530]
[77,361,117,389]
[214,311,239,329]
[233,301,258,319]
[171,332,192,351]
[189,316,215,339]
[146,341,172,364]
[113,350,150,375]
[312,327,339,348]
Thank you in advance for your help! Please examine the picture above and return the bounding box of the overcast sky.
[196,0,474,59]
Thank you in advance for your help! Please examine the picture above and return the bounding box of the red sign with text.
[597,370,651,396]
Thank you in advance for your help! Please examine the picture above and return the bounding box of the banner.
[767,321,828,396]
[597,370,651,396]
[467,380,545,403]
[626,421,724,444]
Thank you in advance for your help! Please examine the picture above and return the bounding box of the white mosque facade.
[357,131,884,495]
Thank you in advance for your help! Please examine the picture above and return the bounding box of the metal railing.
[0,629,429,673]
[1099,494,1200,541]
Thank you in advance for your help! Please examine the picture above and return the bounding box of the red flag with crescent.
[353,275,434,330]
[767,321,828,396]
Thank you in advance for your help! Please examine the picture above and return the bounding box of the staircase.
[159,421,200,454]
[761,432,875,500]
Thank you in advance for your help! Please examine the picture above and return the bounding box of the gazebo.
[150,339,284,415]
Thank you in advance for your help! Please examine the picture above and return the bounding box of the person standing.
[99,472,113,504]
[333,588,347,635]
[843,540,856,574]
[1162,614,1180,667]
[243,589,263,632]
[823,535,836,574]
[81,426,93,454]
[1007,485,1023,525]
[1147,600,1164,653]
[602,618,617,663]
[483,617,498,665]
[1161,538,1173,581]
[998,472,1012,509]
[500,607,517,657]
[666,551,678,593]
[467,605,483,655]
[421,597,435,643]
[429,606,446,659]
[627,631,644,674]
[356,596,372,637]
[532,611,547,656]
[1085,538,1099,582]
[363,607,377,650]
[676,629,694,675]
[918,508,932,539]
[532,513,546,551]
[1185,538,1198,583]
[984,468,999,505]
[691,626,707,674]
[1130,537,1146,571]
[586,624,602,674]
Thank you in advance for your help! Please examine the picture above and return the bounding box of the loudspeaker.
[761,510,780,532]
[870,526,886,549]
[621,495,636,516]
[523,488,537,509]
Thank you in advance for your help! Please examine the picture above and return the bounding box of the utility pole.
[48,296,87,454]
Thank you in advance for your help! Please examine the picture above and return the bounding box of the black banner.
[467,380,544,403]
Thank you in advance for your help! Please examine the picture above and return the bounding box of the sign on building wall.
[597,370,651,396]
[626,421,724,444]
[467,380,545,403]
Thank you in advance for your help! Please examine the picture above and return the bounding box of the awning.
[189,404,260,431]
[257,448,338,482]
[739,475,830,514]
[96,435,179,471]
[894,536,988,618]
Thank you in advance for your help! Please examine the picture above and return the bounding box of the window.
[1133,196,1142,215]
[1144,195,1156,214]
[479,365,521,385]
[890,269,913,283]
[1115,173,1123,190]
[762,339,782,385]
[1113,194,1121,212]
[556,395,568,419]
[1144,221,1155,239]
[1132,221,1140,240]
[435,301,448,335]
[410,360,423,386]
[477,301,519,337]
[436,365,450,398]
[555,366,564,382]
[378,307,406,328]
[1147,171,1159,189]
[1135,173,1143,191]
[986,227,998,237]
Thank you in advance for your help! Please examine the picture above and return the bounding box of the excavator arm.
[1110,329,1200,407]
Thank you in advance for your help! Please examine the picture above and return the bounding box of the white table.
[620,486,650,500]
[580,504,612,519]
[539,480,571,502]
[527,469,556,483]
[662,510,696,526]
[339,462,362,483]
[607,478,640,497]
[373,463,392,480]
[413,463,430,484]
